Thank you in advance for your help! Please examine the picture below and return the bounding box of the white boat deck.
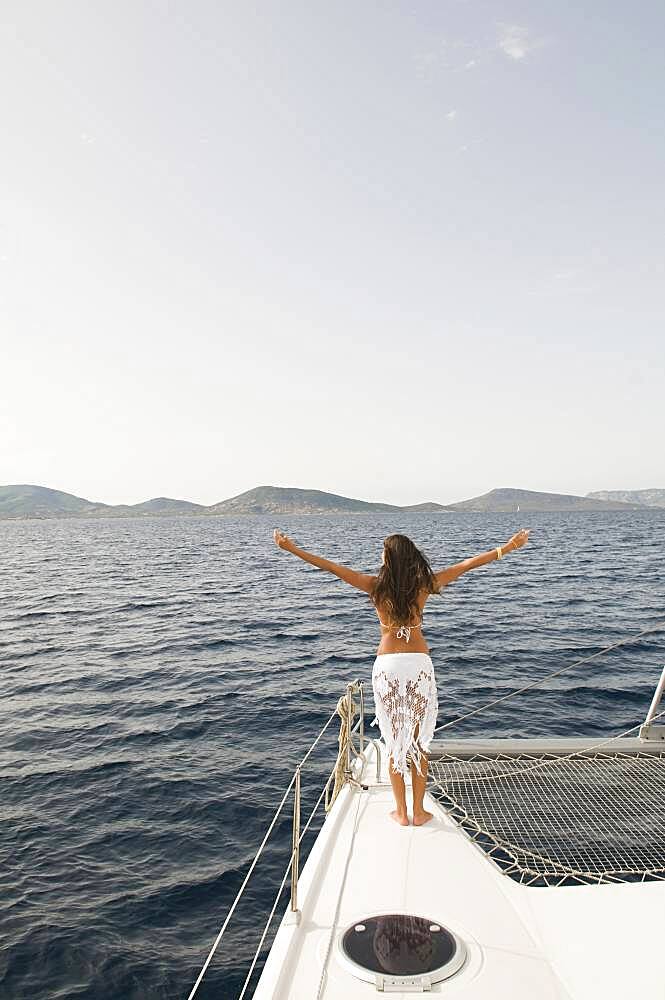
[253,738,665,999]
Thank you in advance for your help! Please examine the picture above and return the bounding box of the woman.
[273,527,530,827]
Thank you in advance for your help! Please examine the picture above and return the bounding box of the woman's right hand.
[507,528,530,551]
[273,528,295,551]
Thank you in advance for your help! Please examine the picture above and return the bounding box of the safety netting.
[428,748,665,886]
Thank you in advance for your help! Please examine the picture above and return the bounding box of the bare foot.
[412,809,433,826]
[389,810,410,826]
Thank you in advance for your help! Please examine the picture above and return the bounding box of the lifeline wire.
[186,705,340,1000]
[431,707,665,786]
[237,757,342,999]
[433,621,665,735]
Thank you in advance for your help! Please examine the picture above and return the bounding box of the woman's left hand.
[507,528,530,551]
[273,529,295,551]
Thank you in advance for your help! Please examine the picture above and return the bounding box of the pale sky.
[1,2,663,507]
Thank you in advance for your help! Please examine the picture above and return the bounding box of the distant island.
[1,483,663,520]
[586,488,665,507]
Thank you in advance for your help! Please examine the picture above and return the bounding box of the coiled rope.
[324,689,362,813]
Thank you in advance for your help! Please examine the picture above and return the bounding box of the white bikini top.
[377,615,424,643]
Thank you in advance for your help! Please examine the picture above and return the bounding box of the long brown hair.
[369,533,438,625]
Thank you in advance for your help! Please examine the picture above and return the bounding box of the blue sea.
[2,510,664,1000]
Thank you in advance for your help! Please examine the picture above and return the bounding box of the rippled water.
[2,510,664,999]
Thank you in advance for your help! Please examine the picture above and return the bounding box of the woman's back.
[373,586,433,654]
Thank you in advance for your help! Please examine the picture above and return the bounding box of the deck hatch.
[428,748,665,886]
[337,913,466,988]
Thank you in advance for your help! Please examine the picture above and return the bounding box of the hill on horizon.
[208,485,449,515]
[0,485,204,518]
[446,487,642,513]
[0,484,109,517]
[586,488,665,509]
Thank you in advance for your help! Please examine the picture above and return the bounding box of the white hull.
[253,738,665,998]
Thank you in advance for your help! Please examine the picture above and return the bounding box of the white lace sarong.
[370,653,438,778]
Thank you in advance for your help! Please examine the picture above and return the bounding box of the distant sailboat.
[517,504,520,512]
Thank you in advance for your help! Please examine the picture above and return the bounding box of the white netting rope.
[429,706,665,885]
[429,741,665,885]
[424,621,665,886]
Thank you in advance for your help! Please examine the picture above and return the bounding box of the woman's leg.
[410,723,433,826]
[387,757,409,825]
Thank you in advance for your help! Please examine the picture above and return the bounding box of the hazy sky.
[2,2,663,506]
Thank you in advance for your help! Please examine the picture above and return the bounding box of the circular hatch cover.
[338,913,466,985]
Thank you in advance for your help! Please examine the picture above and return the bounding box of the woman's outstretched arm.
[434,528,530,590]
[273,529,376,593]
